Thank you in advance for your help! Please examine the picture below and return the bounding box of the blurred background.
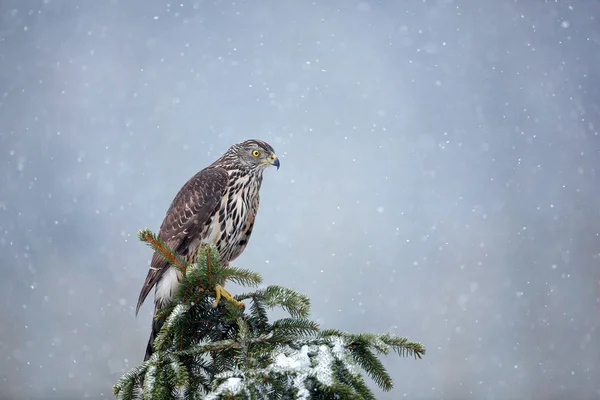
[1,0,599,399]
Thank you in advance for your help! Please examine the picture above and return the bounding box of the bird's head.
[230,139,280,171]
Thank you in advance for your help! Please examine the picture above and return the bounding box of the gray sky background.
[1,1,599,399]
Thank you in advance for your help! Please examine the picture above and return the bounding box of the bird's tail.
[144,303,165,361]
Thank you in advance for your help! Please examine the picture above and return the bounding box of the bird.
[136,139,280,361]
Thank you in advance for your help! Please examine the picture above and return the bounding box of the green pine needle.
[175,340,240,357]
[137,228,188,273]
[347,341,394,391]
[270,318,319,337]
[237,285,311,319]
[153,304,190,353]
[222,266,262,287]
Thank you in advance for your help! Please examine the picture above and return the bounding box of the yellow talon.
[213,284,244,308]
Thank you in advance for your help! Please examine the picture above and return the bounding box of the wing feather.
[135,167,228,315]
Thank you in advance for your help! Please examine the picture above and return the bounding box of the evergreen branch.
[270,318,320,337]
[115,379,135,400]
[154,360,176,400]
[237,285,311,319]
[264,286,311,319]
[319,328,347,338]
[138,228,188,273]
[197,244,217,290]
[330,359,374,400]
[347,340,393,391]
[142,363,158,399]
[175,340,240,357]
[236,317,250,342]
[221,266,262,287]
[318,330,425,359]
[245,332,276,344]
[118,228,426,399]
[248,296,268,332]
[355,333,389,354]
[379,334,426,359]
[341,367,375,400]
[243,333,299,350]
[233,318,251,367]
[314,377,364,400]
[113,360,152,398]
[153,304,190,353]
[167,354,190,390]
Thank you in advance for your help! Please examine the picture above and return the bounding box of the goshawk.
[136,139,279,360]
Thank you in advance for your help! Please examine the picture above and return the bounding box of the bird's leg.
[213,284,244,308]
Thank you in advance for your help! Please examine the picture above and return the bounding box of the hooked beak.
[271,155,280,170]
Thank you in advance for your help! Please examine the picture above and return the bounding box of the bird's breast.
[200,178,260,263]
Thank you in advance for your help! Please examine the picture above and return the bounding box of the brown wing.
[135,167,228,315]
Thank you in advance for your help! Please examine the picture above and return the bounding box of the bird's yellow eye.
[252,150,261,157]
